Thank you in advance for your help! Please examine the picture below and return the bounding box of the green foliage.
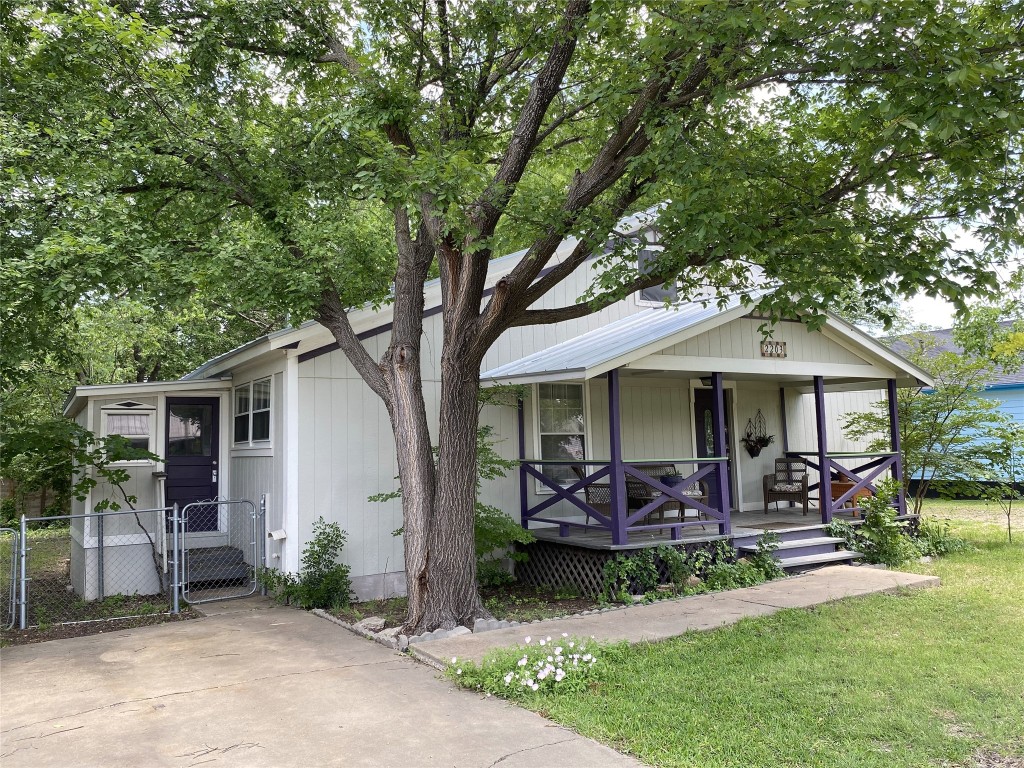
[975,422,1024,543]
[844,327,1014,515]
[824,519,860,552]
[857,479,919,567]
[372,388,535,586]
[450,636,624,701]
[655,544,693,587]
[0,417,157,518]
[915,518,971,558]
[602,550,661,603]
[748,532,785,581]
[260,517,352,610]
[704,560,766,591]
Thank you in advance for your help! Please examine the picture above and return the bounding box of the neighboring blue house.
[891,323,1023,489]
[900,324,1023,423]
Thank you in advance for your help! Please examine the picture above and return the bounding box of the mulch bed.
[333,583,602,630]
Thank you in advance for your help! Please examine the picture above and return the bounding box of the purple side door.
[165,397,220,532]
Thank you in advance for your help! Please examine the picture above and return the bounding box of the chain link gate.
[177,499,262,605]
[3,498,264,636]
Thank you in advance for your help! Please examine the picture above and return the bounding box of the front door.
[166,397,220,532]
[693,389,734,511]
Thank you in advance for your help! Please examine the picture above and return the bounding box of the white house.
[64,212,933,600]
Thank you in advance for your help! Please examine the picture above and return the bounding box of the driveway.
[0,599,638,767]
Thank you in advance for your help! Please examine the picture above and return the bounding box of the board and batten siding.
[295,257,654,598]
[228,362,286,569]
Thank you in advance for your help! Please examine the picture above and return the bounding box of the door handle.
[212,470,218,482]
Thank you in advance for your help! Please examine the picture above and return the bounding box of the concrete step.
[739,536,846,553]
[777,550,863,571]
[172,546,251,584]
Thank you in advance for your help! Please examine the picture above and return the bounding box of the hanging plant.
[741,410,775,458]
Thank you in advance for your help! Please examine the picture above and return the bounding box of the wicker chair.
[762,457,809,516]
[570,465,611,524]
[627,465,710,526]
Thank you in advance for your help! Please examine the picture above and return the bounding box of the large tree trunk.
[409,348,487,632]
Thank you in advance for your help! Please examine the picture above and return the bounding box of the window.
[537,383,586,486]
[638,248,678,305]
[102,408,154,462]
[234,378,271,445]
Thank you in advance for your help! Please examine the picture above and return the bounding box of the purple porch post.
[711,372,732,535]
[813,375,833,523]
[517,398,529,529]
[607,369,629,545]
[887,378,906,516]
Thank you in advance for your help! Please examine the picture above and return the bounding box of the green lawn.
[493,504,1024,767]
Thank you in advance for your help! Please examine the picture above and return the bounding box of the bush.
[602,550,660,602]
[449,634,624,700]
[260,517,353,610]
[748,531,785,581]
[915,518,971,557]
[857,479,919,567]
[705,560,765,590]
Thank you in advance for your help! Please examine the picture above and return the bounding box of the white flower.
[531,683,539,691]
[555,669,566,682]
[537,669,548,680]
[554,647,563,655]
[504,672,514,685]
[539,638,546,646]
[524,636,531,644]
[456,669,462,675]
[582,653,592,662]
[547,655,553,662]
[561,632,569,637]
[546,636,552,643]
[451,657,458,664]
[568,641,575,649]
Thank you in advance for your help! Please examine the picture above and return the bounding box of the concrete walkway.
[412,565,939,667]
[0,598,639,768]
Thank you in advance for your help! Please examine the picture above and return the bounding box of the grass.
[471,502,1024,768]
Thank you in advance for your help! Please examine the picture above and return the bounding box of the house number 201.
[760,340,787,358]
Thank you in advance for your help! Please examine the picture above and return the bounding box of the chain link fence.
[1,527,17,630]
[1,498,263,638]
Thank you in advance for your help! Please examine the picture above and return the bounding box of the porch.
[480,304,932,561]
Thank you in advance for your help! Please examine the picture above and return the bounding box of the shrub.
[915,517,971,557]
[748,531,785,581]
[260,517,353,610]
[449,634,622,700]
[602,550,659,602]
[704,560,765,590]
[857,479,918,567]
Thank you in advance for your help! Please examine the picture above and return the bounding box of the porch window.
[537,383,586,486]
[638,248,678,305]
[102,410,154,462]
[234,378,271,445]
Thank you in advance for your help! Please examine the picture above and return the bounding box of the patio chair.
[628,465,709,527]
[570,465,611,524]
[763,457,809,516]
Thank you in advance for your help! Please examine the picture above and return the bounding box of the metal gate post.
[171,503,180,614]
[259,495,267,595]
[97,513,105,601]
[18,515,27,630]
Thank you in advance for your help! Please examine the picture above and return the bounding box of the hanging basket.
[741,410,774,459]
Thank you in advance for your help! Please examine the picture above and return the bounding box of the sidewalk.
[411,564,939,668]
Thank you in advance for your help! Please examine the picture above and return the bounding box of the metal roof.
[481,294,751,384]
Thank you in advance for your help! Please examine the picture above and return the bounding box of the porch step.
[175,546,251,584]
[738,536,846,553]
[776,550,864,570]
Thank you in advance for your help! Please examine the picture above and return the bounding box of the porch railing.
[519,457,730,543]
[786,450,905,519]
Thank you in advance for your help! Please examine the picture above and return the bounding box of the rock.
[378,626,402,640]
[354,616,386,633]
[448,626,472,637]
[685,575,703,588]
[918,556,933,564]
[397,634,409,651]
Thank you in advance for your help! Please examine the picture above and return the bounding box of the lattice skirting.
[515,540,718,598]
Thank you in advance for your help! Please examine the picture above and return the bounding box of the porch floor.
[531,505,868,550]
